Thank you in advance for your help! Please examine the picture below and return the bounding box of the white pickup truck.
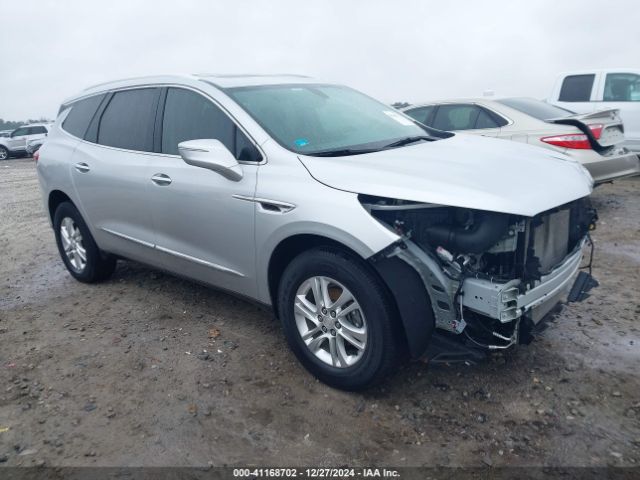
[549,69,640,154]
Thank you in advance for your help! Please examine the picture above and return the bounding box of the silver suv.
[37,74,597,390]
[0,123,51,159]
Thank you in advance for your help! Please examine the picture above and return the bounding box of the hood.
[298,133,593,217]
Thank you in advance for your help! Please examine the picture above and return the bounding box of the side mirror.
[178,139,243,181]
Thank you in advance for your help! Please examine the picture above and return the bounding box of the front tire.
[0,146,8,160]
[278,248,400,390]
[53,202,116,283]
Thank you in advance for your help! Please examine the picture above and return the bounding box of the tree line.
[0,118,52,131]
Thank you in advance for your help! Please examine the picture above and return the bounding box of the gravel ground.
[0,158,639,468]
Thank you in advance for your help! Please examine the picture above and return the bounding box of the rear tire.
[277,248,400,391]
[53,202,116,283]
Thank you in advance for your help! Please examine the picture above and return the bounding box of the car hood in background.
[298,133,593,217]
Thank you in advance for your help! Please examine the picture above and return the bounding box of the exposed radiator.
[533,209,570,273]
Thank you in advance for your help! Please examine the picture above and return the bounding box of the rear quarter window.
[476,108,507,128]
[61,94,106,139]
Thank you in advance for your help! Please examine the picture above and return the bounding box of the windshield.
[227,84,442,156]
[496,97,575,121]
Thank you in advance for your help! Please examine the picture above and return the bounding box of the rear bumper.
[571,147,640,184]
[622,139,640,154]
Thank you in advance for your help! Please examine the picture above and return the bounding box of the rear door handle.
[151,173,172,186]
[74,162,90,173]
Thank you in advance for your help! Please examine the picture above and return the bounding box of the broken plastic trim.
[423,331,486,364]
[567,271,599,303]
[373,239,463,334]
[464,320,520,351]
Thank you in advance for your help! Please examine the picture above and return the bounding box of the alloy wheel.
[294,276,367,368]
[60,217,87,272]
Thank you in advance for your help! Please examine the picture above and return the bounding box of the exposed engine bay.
[361,194,598,357]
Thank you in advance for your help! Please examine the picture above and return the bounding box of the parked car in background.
[0,129,14,138]
[400,98,640,184]
[37,74,596,390]
[0,123,51,160]
[548,69,640,154]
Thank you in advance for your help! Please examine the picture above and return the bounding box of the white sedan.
[400,97,640,184]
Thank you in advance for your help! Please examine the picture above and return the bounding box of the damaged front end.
[363,195,598,363]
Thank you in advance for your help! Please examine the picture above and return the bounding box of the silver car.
[37,75,597,390]
[400,98,640,184]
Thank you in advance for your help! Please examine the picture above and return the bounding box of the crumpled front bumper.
[461,239,585,325]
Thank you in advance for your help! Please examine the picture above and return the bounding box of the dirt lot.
[0,157,639,468]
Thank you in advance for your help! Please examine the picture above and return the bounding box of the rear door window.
[432,104,480,131]
[161,87,261,161]
[603,73,640,102]
[559,75,595,102]
[97,89,159,151]
[404,106,435,126]
[62,94,105,139]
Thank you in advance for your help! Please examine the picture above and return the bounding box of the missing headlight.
[360,195,519,280]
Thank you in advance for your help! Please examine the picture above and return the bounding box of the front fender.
[256,215,398,305]
[253,155,401,304]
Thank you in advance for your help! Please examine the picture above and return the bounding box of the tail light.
[33,150,40,163]
[587,124,604,140]
[541,133,591,150]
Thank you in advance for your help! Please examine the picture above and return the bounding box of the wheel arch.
[267,234,363,316]
[267,233,433,358]
[48,190,74,223]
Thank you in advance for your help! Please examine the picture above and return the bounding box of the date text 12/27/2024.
[232,468,401,478]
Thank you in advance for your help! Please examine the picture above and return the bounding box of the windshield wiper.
[311,147,379,157]
[310,135,436,157]
[383,136,435,149]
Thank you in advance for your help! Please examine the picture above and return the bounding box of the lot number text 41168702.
[233,468,401,478]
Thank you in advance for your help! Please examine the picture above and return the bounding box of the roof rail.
[83,74,194,91]
[193,73,311,79]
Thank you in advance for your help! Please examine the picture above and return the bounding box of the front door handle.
[74,162,90,173]
[151,173,172,186]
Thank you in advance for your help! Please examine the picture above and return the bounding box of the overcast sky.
[1,0,639,120]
